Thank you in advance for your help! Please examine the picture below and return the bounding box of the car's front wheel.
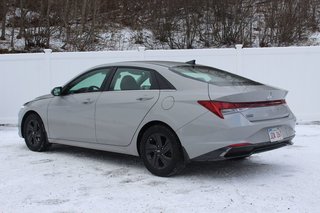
[140,125,185,177]
[23,113,51,152]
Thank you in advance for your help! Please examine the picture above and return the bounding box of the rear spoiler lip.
[208,84,288,103]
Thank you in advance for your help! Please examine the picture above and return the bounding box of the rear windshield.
[170,65,262,86]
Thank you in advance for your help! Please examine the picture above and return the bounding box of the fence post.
[235,44,243,75]
[138,46,146,60]
[43,49,52,90]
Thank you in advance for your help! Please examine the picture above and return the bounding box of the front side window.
[110,68,157,91]
[64,68,111,95]
[170,65,262,86]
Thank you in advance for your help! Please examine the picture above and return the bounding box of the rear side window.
[110,67,158,91]
[170,65,262,86]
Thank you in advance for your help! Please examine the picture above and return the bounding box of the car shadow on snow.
[181,158,292,179]
[41,144,292,180]
[48,144,144,167]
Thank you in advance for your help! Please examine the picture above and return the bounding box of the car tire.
[140,125,185,177]
[23,113,51,152]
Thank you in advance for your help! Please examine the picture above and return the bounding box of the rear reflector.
[198,100,286,119]
[228,143,252,148]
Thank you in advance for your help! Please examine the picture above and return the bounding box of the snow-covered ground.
[0,125,319,213]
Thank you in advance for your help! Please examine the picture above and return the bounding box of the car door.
[47,67,113,142]
[95,67,160,146]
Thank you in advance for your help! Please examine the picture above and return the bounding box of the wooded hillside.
[0,0,319,53]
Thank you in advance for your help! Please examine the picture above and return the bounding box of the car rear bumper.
[193,136,294,161]
[176,107,296,160]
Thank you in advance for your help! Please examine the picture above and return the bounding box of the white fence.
[1,45,320,124]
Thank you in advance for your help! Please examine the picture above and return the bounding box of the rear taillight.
[198,100,286,119]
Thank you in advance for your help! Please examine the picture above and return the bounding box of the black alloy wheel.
[140,125,185,177]
[145,133,173,169]
[23,113,51,152]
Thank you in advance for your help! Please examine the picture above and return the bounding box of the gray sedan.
[18,61,296,176]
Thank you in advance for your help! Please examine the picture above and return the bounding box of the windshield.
[170,65,262,86]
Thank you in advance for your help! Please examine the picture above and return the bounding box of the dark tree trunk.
[0,0,8,40]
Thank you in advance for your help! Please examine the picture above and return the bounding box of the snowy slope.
[0,125,319,212]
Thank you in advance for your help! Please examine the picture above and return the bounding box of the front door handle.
[136,97,154,101]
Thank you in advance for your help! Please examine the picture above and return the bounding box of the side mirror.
[51,87,62,96]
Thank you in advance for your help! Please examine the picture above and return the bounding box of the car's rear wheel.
[140,125,185,177]
[23,113,51,152]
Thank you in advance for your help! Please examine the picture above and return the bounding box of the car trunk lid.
[208,84,290,121]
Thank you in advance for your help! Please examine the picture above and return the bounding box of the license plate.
[268,127,283,142]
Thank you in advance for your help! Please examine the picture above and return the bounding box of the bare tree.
[1,0,320,52]
[0,0,9,40]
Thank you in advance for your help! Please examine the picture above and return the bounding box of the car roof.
[94,61,192,69]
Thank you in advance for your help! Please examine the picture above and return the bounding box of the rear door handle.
[136,97,154,101]
[82,98,94,104]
